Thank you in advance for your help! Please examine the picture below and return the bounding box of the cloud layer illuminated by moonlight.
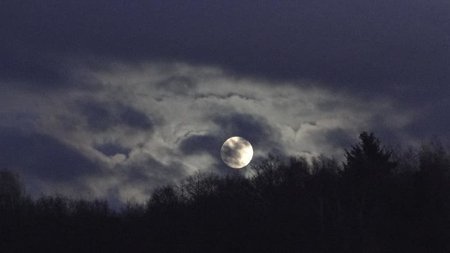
[0,63,416,205]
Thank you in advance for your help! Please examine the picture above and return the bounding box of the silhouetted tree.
[343,132,396,178]
[0,170,23,207]
[413,141,450,252]
[341,132,397,251]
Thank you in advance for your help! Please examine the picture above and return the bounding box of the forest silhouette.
[1,132,450,252]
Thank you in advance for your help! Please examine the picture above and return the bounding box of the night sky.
[1,0,449,204]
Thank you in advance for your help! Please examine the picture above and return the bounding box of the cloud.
[212,113,281,149]
[0,51,68,88]
[1,0,449,101]
[79,101,153,131]
[156,75,197,95]
[95,143,131,157]
[179,135,221,157]
[0,62,419,204]
[95,153,189,205]
[0,127,99,182]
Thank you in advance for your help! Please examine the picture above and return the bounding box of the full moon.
[220,136,253,169]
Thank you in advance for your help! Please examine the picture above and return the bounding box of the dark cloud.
[404,102,450,140]
[95,143,131,157]
[0,51,68,88]
[212,113,280,149]
[0,127,98,182]
[79,101,113,131]
[2,0,449,98]
[119,106,154,130]
[79,101,153,131]
[179,135,221,157]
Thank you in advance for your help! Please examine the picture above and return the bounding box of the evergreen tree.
[343,132,397,178]
[341,132,397,251]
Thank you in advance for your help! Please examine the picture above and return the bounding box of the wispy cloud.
[0,62,416,204]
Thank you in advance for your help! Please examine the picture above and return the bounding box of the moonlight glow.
[220,136,253,169]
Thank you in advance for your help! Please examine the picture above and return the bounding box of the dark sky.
[1,0,449,204]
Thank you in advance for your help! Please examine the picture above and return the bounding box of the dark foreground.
[1,132,450,252]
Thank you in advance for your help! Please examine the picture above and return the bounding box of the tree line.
[1,132,450,252]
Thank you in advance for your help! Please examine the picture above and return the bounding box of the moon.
[220,136,253,169]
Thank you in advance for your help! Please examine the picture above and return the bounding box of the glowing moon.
[220,136,253,169]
